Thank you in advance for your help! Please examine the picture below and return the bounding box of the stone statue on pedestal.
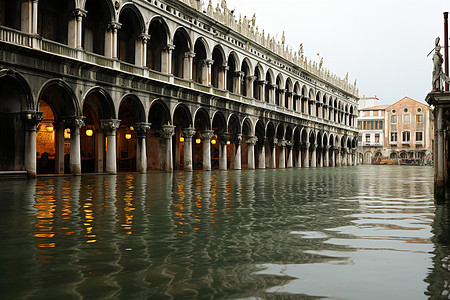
[432,36,450,91]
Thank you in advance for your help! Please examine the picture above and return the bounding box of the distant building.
[358,96,433,165]
[357,104,388,164]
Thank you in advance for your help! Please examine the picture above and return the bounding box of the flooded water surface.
[1,166,449,299]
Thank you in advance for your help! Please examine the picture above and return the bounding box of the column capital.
[200,130,214,140]
[182,127,196,138]
[107,21,122,31]
[272,138,278,145]
[71,8,87,18]
[286,140,294,148]
[279,88,287,93]
[269,84,277,90]
[234,71,245,78]
[218,132,229,145]
[164,44,176,51]
[101,119,120,135]
[134,122,151,137]
[221,65,230,71]
[22,111,43,131]
[138,33,151,43]
[245,136,258,145]
[232,134,243,145]
[278,139,287,147]
[310,143,317,150]
[184,51,196,59]
[255,80,267,86]
[160,124,175,139]
[64,115,85,131]
[202,59,214,66]
[247,75,257,82]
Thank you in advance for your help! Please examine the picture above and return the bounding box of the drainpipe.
[445,12,449,91]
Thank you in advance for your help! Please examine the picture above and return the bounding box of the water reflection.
[0,166,447,299]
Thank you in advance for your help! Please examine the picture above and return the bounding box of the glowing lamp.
[125,133,132,140]
[226,140,231,145]
[211,139,216,145]
[86,129,94,137]
[64,128,71,139]
[196,138,201,144]
[46,125,54,132]
[180,136,185,143]
[130,126,134,131]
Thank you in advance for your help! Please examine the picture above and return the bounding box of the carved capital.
[138,33,151,43]
[160,125,175,139]
[71,8,87,19]
[101,119,120,135]
[184,51,196,59]
[218,132,229,145]
[164,44,176,52]
[64,116,85,133]
[134,122,151,138]
[200,130,214,140]
[182,127,196,139]
[245,135,258,145]
[278,139,287,147]
[23,111,43,131]
[107,21,122,31]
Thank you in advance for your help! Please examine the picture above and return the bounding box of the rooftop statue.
[432,36,450,91]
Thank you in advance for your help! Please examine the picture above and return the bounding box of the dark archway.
[211,46,225,89]
[118,6,143,64]
[147,18,169,72]
[172,28,191,78]
[38,0,74,45]
[83,0,114,55]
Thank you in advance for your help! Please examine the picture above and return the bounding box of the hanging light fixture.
[196,138,201,144]
[125,133,132,140]
[226,140,231,145]
[211,139,216,145]
[180,136,185,143]
[86,129,94,137]
[64,128,71,139]
[46,125,54,132]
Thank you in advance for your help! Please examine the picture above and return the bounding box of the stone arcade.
[0,0,359,177]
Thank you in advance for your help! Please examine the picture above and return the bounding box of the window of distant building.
[364,110,370,117]
[417,108,422,112]
[402,131,410,142]
[390,132,397,142]
[415,132,423,142]
[373,110,379,116]
[392,109,396,113]
[391,115,397,123]
[375,133,380,142]
[358,134,362,142]
[365,134,370,142]
[358,121,362,129]
[415,114,423,123]
[403,114,410,124]
[404,108,408,113]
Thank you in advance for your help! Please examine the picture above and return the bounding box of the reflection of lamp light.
[211,139,216,145]
[46,125,54,132]
[226,140,231,145]
[196,138,201,144]
[180,137,184,143]
[125,133,132,140]
[86,129,94,137]
[64,128,71,139]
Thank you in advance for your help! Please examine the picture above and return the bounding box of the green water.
[0,166,448,299]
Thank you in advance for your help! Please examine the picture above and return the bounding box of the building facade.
[358,96,433,165]
[0,0,359,177]
[357,103,388,164]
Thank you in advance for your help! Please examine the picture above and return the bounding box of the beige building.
[385,97,433,163]
[358,96,433,164]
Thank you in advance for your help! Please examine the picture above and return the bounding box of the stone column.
[310,143,317,168]
[233,134,242,170]
[183,52,195,80]
[246,76,256,98]
[286,91,293,110]
[204,59,214,86]
[105,22,121,59]
[302,142,310,168]
[278,89,286,107]
[318,147,323,167]
[68,9,86,49]
[201,130,214,171]
[269,84,276,105]
[21,1,32,33]
[286,141,293,168]
[278,140,286,169]
[136,34,150,67]
[135,122,151,173]
[219,65,229,90]
[255,80,266,101]
[101,119,120,174]
[257,139,266,169]
[324,146,330,167]
[246,136,258,169]
[218,132,229,171]
[270,138,278,169]
[233,71,244,94]
[159,125,175,172]
[54,122,65,174]
[336,147,341,166]
[161,44,175,74]
[95,130,104,173]
[182,127,196,172]
[23,111,43,178]
[436,107,445,198]
[32,0,38,34]
[64,116,85,175]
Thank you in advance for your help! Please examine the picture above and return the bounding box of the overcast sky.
[218,0,448,105]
